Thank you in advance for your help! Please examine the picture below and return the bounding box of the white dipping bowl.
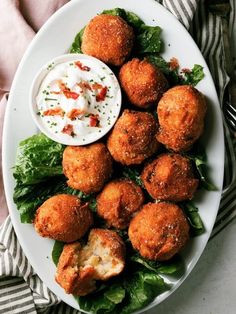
[30,53,122,146]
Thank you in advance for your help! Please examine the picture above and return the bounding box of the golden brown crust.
[63,143,113,194]
[97,179,144,229]
[34,194,93,242]
[107,110,159,165]
[55,242,97,296]
[81,14,134,66]
[157,85,207,152]
[128,202,190,261]
[119,58,168,108]
[141,153,199,201]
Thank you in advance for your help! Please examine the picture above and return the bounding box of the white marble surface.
[147,219,236,314]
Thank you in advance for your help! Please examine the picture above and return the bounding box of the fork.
[208,0,236,135]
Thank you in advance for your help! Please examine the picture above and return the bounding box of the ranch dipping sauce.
[32,54,121,145]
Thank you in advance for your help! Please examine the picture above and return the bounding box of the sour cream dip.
[30,54,121,145]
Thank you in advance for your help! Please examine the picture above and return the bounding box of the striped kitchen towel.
[0,0,235,313]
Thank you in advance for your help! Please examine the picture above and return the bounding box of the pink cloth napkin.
[0,0,69,223]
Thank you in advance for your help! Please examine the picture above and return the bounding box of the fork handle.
[222,17,236,110]
[228,79,236,111]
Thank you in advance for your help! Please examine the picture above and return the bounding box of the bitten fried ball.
[81,14,134,66]
[157,85,207,152]
[34,194,93,242]
[119,58,168,108]
[128,202,190,261]
[141,153,199,201]
[97,179,144,229]
[63,143,113,194]
[107,110,159,165]
[55,229,125,296]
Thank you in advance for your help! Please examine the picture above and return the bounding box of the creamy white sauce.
[35,55,121,145]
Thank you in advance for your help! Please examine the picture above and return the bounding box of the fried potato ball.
[119,58,168,108]
[97,179,144,229]
[157,85,207,152]
[107,110,159,165]
[141,153,199,202]
[63,143,113,194]
[81,14,134,66]
[128,202,190,261]
[55,229,125,296]
[55,242,96,296]
[34,194,93,242]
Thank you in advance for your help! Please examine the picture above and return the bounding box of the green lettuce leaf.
[122,167,143,187]
[120,269,168,314]
[124,11,144,29]
[102,8,144,29]
[181,201,205,236]
[70,27,85,53]
[104,284,126,304]
[146,54,170,74]
[13,133,64,185]
[147,55,204,86]
[183,64,204,86]
[131,254,184,275]
[76,283,125,314]
[136,25,162,54]
[52,241,65,265]
[102,8,127,17]
[185,146,217,191]
[76,267,168,314]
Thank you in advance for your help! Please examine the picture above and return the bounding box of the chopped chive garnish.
[45,98,57,101]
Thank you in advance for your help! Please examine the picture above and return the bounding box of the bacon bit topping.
[75,61,90,71]
[96,86,107,102]
[182,68,191,74]
[92,83,103,90]
[56,80,80,99]
[169,57,179,70]
[67,108,84,120]
[43,107,64,117]
[58,80,70,92]
[63,90,80,99]
[89,114,100,127]
[77,82,92,91]
[62,124,75,136]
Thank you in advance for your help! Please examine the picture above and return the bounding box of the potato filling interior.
[78,236,122,279]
